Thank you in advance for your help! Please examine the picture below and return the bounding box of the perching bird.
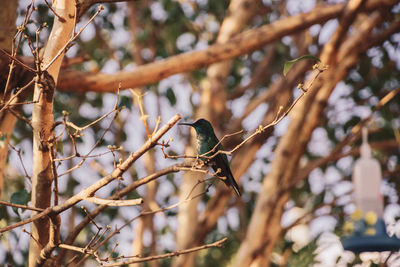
[178,118,241,196]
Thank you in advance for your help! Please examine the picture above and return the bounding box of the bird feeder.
[341,128,400,253]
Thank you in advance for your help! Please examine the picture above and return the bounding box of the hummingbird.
[178,118,241,196]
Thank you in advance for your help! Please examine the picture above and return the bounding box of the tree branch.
[57,0,394,93]
[85,197,143,206]
[55,162,187,264]
[29,1,76,264]
[102,237,228,266]
[0,200,43,212]
[0,114,181,234]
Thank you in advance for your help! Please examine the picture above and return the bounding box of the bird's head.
[178,118,214,136]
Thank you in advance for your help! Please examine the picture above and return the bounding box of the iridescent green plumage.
[179,119,241,196]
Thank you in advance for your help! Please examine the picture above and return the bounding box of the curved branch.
[57,0,393,93]
[102,237,227,266]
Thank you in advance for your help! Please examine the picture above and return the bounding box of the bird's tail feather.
[229,174,241,197]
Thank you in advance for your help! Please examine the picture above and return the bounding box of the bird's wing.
[207,134,241,196]
[211,153,241,196]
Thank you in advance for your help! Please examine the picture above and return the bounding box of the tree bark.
[29,1,76,265]
[55,0,391,93]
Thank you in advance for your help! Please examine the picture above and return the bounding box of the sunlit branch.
[42,5,103,71]
[73,173,212,264]
[102,237,227,266]
[85,197,143,206]
[0,114,181,234]
[164,63,327,163]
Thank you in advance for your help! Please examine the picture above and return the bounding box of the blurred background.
[1,0,400,266]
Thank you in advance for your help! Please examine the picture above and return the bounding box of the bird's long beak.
[178,122,193,126]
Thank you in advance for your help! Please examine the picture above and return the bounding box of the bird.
[178,118,241,196]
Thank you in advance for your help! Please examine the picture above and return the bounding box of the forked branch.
[0,114,181,234]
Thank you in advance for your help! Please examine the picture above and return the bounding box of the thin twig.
[222,64,326,157]
[43,5,104,71]
[63,105,119,133]
[131,89,151,138]
[102,237,227,266]
[3,0,35,101]
[43,0,66,22]
[0,200,43,212]
[165,64,327,162]
[22,228,41,248]
[55,90,122,175]
[75,181,212,264]
[0,78,35,114]
[81,206,102,230]
[0,49,36,73]
[50,144,59,206]
[8,143,31,180]
[8,108,32,128]
[0,114,181,234]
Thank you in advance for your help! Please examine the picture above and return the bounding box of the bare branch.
[72,175,211,264]
[0,114,181,234]
[42,5,103,71]
[165,63,327,163]
[0,49,36,73]
[3,0,35,101]
[85,197,144,206]
[9,143,32,180]
[295,86,400,184]
[55,163,186,264]
[0,79,35,114]
[102,237,227,266]
[57,0,395,93]
[0,200,43,212]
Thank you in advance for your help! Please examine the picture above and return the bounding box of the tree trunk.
[29,1,76,265]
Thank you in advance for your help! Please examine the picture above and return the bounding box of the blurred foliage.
[287,237,320,267]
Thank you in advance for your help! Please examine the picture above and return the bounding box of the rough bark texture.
[29,1,76,265]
